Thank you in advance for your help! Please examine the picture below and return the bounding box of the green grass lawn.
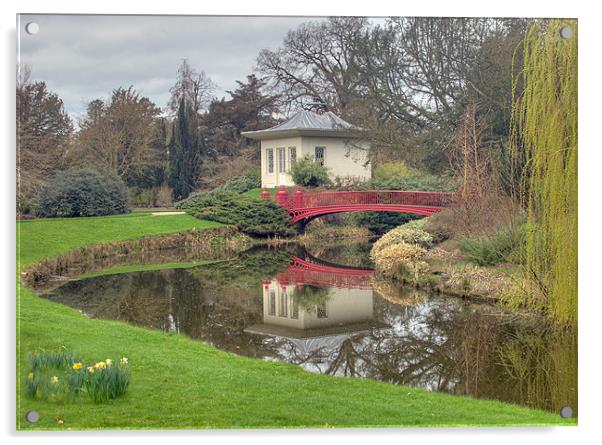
[17,212,223,266]
[16,213,575,430]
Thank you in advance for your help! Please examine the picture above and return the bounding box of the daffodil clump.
[24,350,130,404]
[79,357,131,403]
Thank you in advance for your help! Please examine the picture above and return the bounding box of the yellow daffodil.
[94,361,106,370]
[87,366,95,374]
[27,372,34,380]
[106,359,113,367]
[72,362,82,370]
[120,357,128,365]
[50,376,59,384]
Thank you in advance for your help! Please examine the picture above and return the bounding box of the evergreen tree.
[168,98,204,200]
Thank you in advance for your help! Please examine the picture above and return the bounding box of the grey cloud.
[18,14,318,118]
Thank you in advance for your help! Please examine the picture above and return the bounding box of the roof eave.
[241,128,362,141]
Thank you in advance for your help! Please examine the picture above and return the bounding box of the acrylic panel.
[16,14,578,430]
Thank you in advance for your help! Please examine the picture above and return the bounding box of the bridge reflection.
[276,256,373,290]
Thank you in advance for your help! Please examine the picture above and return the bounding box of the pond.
[43,241,577,414]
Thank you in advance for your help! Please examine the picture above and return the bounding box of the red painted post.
[293,186,304,208]
[275,185,289,207]
[260,186,270,200]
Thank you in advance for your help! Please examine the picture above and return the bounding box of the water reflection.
[43,243,576,414]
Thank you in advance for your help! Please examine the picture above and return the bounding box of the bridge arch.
[262,186,454,225]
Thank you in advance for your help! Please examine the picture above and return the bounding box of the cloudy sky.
[17,14,330,121]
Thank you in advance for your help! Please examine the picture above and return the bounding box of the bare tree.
[257,17,369,114]
[168,59,216,114]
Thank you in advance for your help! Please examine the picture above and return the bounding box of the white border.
[2,1,600,444]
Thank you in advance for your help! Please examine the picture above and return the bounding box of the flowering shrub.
[371,242,429,283]
[25,351,130,404]
[371,219,433,257]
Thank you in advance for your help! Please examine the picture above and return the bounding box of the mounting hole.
[25,410,39,423]
[560,406,573,418]
[560,26,573,39]
[25,22,39,35]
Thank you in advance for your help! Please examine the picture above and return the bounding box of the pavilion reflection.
[244,262,388,344]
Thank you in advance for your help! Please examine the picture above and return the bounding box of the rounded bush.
[371,219,433,257]
[371,242,429,283]
[36,169,129,218]
[290,155,332,187]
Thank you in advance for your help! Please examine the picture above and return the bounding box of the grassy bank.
[17,213,574,429]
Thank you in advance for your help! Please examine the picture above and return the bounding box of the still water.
[44,242,577,414]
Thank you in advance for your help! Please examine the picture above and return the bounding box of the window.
[317,303,328,319]
[279,290,288,317]
[288,147,297,168]
[268,290,276,315]
[291,302,299,319]
[277,147,286,173]
[315,146,325,166]
[266,148,274,174]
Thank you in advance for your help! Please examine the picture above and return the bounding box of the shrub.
[371,219,433,256]
[352,211,423,235]
[371,242,429,284]
[175,170,261,209]
[289,154,332,187]
[184,191,296,238]
[216,169,261,194]
[459,224,526,266]
[175,190,211,209]
[129,187,158,208]
[373,160,414,179]
[356,171,458,193]
[36,169,129,218]
[155,184,173,207]
[423,212,454,243]
[129,185,173,208]
[331,175,368,189]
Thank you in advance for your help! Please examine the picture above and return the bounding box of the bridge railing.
[275,189,455,210]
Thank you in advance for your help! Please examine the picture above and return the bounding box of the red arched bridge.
[271,256,374,290]
[262,186,454,224]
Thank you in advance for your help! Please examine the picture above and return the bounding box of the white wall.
[261,281,375,330]
[260,136,371,188]
[301,137,371,184]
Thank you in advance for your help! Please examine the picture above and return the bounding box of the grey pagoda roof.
[241,110,359,140]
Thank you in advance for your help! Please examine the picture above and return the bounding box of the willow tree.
[511,20,577,324]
